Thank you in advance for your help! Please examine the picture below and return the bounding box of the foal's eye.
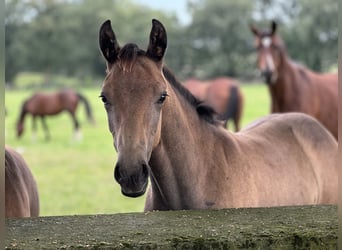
[157,92,168,104]
[99,94,108,104]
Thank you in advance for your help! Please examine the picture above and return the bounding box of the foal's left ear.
[250,23,260,36]
[146,19,167,62]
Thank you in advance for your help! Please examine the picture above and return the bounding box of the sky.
[133,0,191,25]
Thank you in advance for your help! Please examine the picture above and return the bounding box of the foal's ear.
[99,20,120,64]
[146,19,167,62]
[250,24,260,36]
[270,21,277,36]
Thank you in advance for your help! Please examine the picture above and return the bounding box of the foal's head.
[250,21,285,84]
[99,19,168,197]
[16,109,27,138]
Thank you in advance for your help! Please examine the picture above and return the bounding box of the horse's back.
[206,77,242,114]
[183,79,209,101]
[195,77,243,131]
[59,89,79,111]
[24,90,79,115]
[25,92,60,115]
[5,146,39,217]
[238,112,337,205]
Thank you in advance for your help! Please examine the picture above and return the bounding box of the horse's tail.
[76,93,95,124]
[219,86,239,124]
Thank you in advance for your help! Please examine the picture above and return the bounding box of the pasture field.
[5,83,270,216]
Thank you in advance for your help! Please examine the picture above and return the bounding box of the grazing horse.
[16,88,95,140]
[184,77,244,131]
[5,146,39,217]
[99,19,337,211]
[250,21,338,140]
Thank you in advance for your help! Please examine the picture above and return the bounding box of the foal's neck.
[18,105,28,123]
[148,86,230,210]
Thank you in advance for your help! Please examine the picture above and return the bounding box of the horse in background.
[98,18,337,211]
[250,21,338,140]
[16,88,95,141]
[184,77,244,131]
[5,145,39,217]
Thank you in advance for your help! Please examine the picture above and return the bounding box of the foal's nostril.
[142,164,149,178]
[261,70,273,81]
[114,164,122,182]
[261,70,269,76]
[113,161,149,197]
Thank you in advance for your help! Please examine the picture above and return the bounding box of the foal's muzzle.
[261,70,274,85]
[114,162,149,198]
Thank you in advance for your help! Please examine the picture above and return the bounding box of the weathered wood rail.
[5,205,337,249]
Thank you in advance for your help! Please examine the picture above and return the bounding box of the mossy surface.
[5,205,337,249]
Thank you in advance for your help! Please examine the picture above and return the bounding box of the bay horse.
[99,19,337,211]
[16,88,95,140]
[250,21,338,140]
[5,145,39,217]
[184,77,244,131]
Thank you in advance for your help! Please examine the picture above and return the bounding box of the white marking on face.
[261,37,272,48]
[266,53,275,70]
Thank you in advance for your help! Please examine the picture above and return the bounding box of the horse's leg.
[31,116,37,142]
[223,120,229,130]
[234,94,243,132]
[70,112,82,141]
[233,111,242,132]
[40,116,50,141]
[233,118,240,132]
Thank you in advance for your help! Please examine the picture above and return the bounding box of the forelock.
[117,43,146,72]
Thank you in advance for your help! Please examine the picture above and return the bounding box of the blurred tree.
[5,0,337,86]
[5,0,183,85]
[186,0,255,79]
[285,0,337,71]
[5,0,31,83]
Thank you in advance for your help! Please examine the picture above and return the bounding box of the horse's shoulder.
[5,147,28,177]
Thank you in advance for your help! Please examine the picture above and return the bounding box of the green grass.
[5,83,270,216]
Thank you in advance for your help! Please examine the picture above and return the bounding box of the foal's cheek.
[106,111,117,138]
[107,115,115,134]
[152,115,162,149]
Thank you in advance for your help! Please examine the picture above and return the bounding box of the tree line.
[5,0,337,87]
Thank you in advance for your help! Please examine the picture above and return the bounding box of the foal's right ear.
[99,20,120,64]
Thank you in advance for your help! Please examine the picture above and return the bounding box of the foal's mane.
[118,43,218,125]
